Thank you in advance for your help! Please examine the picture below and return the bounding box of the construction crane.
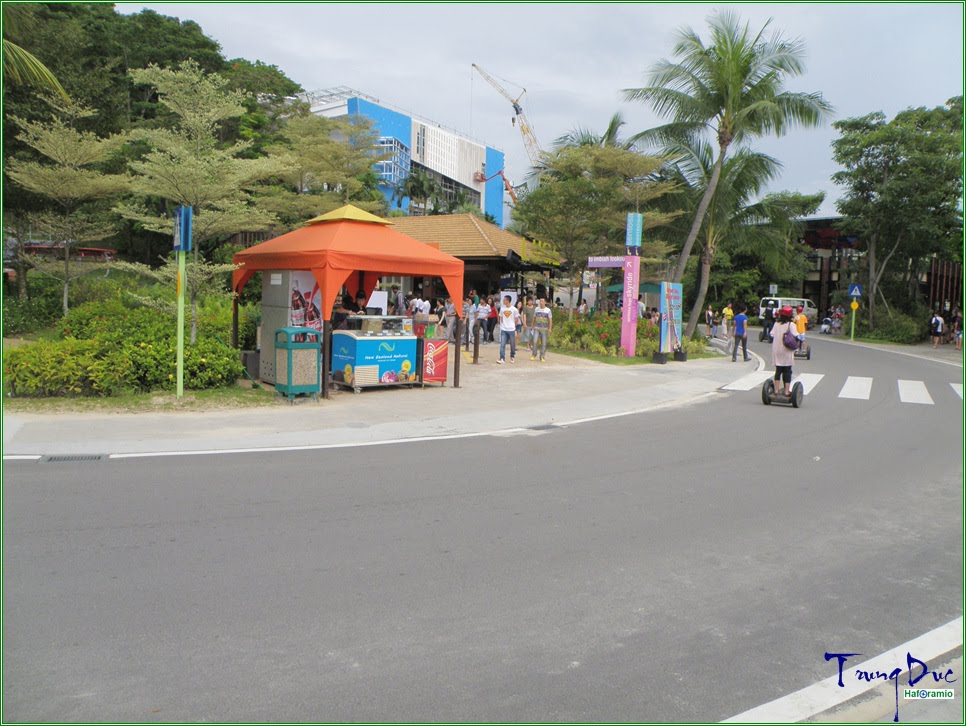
[473,169,520,205]
[472,63,544,167]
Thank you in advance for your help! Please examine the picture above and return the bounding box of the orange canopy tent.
[232,205,465,318]
[232,205,465,395]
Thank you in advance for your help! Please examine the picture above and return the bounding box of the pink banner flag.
[621,255,641,357]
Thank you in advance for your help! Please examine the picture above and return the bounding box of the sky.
[123,3,964,218]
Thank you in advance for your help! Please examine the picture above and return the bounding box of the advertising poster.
[659,282,683,353]
[331,333,417,388]
[288,271,323,338]
[422,339,448,384]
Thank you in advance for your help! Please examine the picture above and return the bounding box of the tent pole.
[453,317,461,388]
[322,320,331,400]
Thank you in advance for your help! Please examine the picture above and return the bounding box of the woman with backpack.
[771,306,798,397]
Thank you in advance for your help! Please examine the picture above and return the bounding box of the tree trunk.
[867,235,877,328]
[190,296,198,345]
[684,248,713,339]
[672,145,726,283]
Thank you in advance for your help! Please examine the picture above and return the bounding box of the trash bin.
[274,327,321,401]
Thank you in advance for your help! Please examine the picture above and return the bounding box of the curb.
[816,335,964,368]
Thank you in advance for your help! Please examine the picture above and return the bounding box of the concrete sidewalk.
[3,347,751,458]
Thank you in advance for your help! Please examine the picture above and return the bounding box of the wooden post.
[322,320,331,400]
[453,318,461,388]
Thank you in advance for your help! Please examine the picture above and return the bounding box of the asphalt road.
[3,336,962,722]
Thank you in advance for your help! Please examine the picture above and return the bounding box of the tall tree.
[6,101,127,313]
[554,111,634,150]
[116,60,285,341]
[664,140,823,337]
[831,97,963,325]
[2,4,68,99]
[513,145,678,315]
[624,9,832,283]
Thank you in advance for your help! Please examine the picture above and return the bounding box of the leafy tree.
[116,61,285,340]
[554,112,635,150]
[831,97,963,325]
[221,58,303,156]
[624,9,832,283]
[6,101,127,313]
[513,145,678,315]
[393,168,443,216]
[2,4,68,99]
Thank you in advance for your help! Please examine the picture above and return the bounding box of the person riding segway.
[762,305,804,408]
[759,302,775,342]
[793,305,811,360]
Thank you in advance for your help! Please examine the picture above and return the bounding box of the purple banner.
[621,255,641,357]
[587,255,626,268]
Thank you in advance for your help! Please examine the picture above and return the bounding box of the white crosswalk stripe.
[951,383,963,400]
[722,371,774,391]
[793,373,825,395]
[898,380,934,405]
[838,376,873,400]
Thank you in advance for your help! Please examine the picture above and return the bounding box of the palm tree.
[665,139,822,338]
[554,112,634,150]
[624,9,832,283]
[391,168,441,216]
[2,5,69,100]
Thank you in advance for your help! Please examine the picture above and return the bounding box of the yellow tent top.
[306,204,392,226]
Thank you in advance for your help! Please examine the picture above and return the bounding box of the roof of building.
[389,214,560,267]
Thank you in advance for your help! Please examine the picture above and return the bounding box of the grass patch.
[3,382,281,414]
[551,347,720,365]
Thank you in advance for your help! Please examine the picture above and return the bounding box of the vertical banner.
[621,255,641,357]
[659,282,683,353]
[173,206,192,398]
[625,212,643,252]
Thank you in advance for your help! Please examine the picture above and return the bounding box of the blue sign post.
[847,283,862,341]
[174,206,193,398]
[625,212,643,255]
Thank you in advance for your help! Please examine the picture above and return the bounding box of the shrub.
[2,279,62,335]
[854,311,927,344]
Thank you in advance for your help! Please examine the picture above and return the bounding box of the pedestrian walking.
[705,305,714,339]
[722,302,735,343]
[953,311,963,351]
[732,305,751,362]
[531,297,552,362]
[476,298,491,344]
[523,296,535,354]
[497,295,521,364]
[930,310,945,349]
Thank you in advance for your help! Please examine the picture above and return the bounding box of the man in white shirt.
[497,295,522,364]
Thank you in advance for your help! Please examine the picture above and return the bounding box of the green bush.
[6,300,244,397]
[854,311,927,344]
[2,280,62,335]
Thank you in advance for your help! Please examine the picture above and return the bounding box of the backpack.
[931,316,943,334]
[782,323,799,350]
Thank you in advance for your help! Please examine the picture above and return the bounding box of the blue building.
[303,87,505,227]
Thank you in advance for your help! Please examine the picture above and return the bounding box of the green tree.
[665,139,823,337]
[116,61,285,341]
[393,168,442,216]
[624,9,832,283]
[554,111,634,150]
[513,145,677,315]
[2,4,68,99]
[6,101,127,313]
[831,97,963,325]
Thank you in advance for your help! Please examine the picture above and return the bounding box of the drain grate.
[42,454,106,463]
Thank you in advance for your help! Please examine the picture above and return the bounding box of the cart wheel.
[762,378,774,405]
[759,330,766,342]
[791,381,804,408]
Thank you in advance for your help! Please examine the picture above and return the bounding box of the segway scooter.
[759,326,773,343]
[794,341,811,360]
[761,378,804,408]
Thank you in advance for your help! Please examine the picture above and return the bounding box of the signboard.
[173,206,193,252]
[587,256,626,268]
[621,255,641,356]
[422,339,449,384]
[851,300,859,311]
[367,290,388,315]
[659,282,683,353]
[769,283,778,296]
[625,213,643,252]
[848,283,863,297]
[331,333,418,387]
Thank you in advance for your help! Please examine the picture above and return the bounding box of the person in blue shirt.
[732,305,751,362]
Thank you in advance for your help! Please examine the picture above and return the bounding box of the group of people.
[930,309,964,351]
[461,291,554,363]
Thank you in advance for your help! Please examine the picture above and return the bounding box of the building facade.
[304,87,505,227]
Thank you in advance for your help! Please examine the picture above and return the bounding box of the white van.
[759,297,818,324]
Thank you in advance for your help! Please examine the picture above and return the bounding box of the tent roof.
[232,205,464,318]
